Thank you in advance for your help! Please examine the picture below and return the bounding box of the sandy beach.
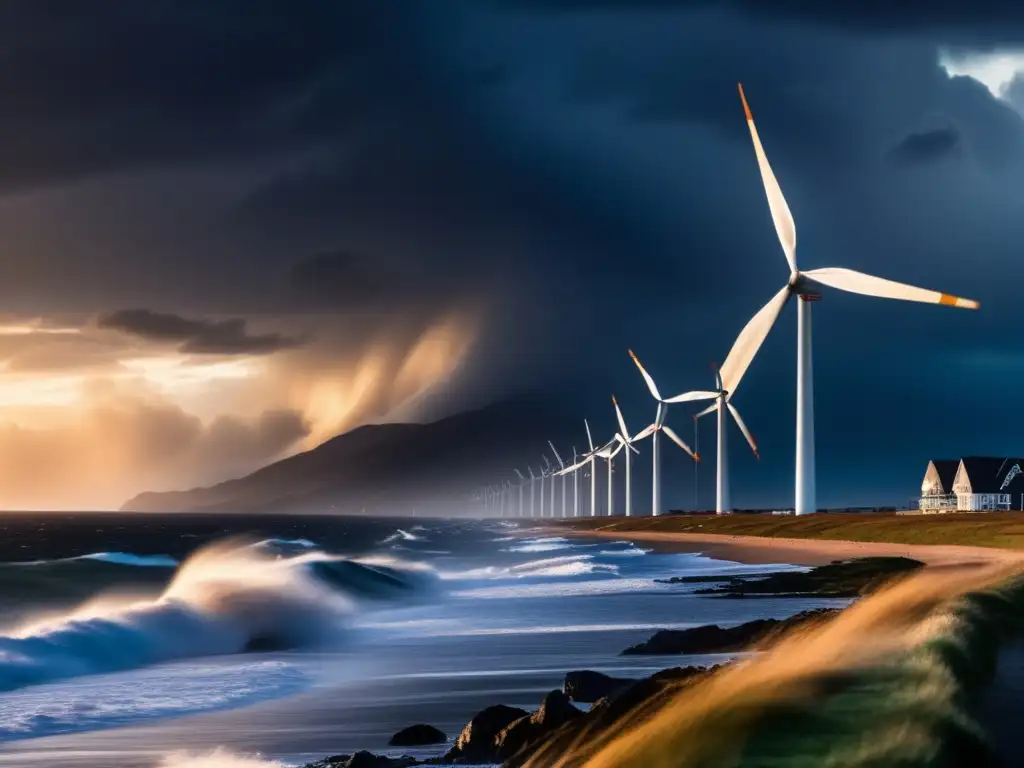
[560,528,1024,567]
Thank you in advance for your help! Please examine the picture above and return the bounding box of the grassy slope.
[558,512,1024,550]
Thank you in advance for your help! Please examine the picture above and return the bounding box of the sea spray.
[0,537,436,693]
[158,748,291,768]
[528,561,1024,768]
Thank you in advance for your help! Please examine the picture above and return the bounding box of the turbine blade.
[515,469,525,481]
[612,395,629,439]
[632,424,657,442]
[628,349,662,401]
[548,440,565,468]
[738,83,798,273]
[727,402,759,459]
[585,419,594,452]
[663,390,719,404]
[803,267,979,310]
[694,402,717,420]
[719,284,791,397]
[662,425,699,461]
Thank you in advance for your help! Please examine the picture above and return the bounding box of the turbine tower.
[733,83,980,515]
[611,396,644,516]
[585,420,597,516]
[549,441,568,518]
[528,467,537,518]
[571,447,580,517]
[628,350,705,515]
[514,469,526,517]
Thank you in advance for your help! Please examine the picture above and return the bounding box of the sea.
[0,513,847,767]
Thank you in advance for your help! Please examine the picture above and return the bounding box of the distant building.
[919,457,1024,512]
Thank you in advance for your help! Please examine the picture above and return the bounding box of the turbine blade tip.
[694,453,702,462]
[611,394,618,405]
[737,83,752,120]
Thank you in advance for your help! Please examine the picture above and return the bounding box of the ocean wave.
[0,539,436,694]
[380,528,424,545]
[0,660,308,741]
[504,537,582,553]
[158,748,291,768]
[598,545,651,557]
[442,554,618,583]
[77,552,180,567]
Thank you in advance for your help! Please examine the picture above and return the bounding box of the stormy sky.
[1,1,1022,510]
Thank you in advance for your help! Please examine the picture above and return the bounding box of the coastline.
[553,527,1024,567]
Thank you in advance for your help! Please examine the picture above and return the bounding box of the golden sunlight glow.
[120,356,262,390]
[0,308,481,509]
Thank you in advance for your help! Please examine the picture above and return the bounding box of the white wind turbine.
[732,83,980,515]
[539,456,554,518]
[514,469,527,517]
[528,466,538,518]
[611,396,645,516]
[585,420,597,516]
[628,350,705,515]
[549,441,569,518]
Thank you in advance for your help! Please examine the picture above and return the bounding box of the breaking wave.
[442,554,618,582]
[158,749,289,768]
[0,538,437,693]
[504,537,584,554]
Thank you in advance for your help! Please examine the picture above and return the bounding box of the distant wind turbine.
[628,350,704,515]
[611,396,644,516]
[731,83,979,515]
[514,469,527,517]
[528,466,537,517]
[549,441,568,518]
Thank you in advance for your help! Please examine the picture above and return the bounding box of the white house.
[920,457,1024,512]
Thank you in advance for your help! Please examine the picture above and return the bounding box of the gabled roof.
[959,457,1024,494]
[927,459,959,493]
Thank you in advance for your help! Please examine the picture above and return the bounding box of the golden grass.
[558,512,1024,550]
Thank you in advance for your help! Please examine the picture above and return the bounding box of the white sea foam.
[380,529,424,545]
[158,748,292,768]
[0,661,308,741]
[503,536,584,553]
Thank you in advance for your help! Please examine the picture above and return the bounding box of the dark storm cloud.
[495,0,1024,41]
[96,309,304,355]
[888,126,962,166]
[0,0,391,191]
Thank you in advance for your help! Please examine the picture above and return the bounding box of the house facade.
[919,457,1024,513]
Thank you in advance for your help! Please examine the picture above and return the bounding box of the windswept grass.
[558,512,1024,550]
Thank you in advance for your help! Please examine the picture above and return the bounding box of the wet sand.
[559,529,1024,567]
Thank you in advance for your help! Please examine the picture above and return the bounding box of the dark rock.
[443,703,529,763]
[563,670,633,703]
[691,557,924,598]
[389,724,446,747]
[302,752,417,768]
[506,667,714,767]
[622,609,838,655]
[495,690,582,763]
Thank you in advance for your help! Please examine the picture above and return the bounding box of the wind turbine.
[528,467,537,517]
[514,469,526,517]
[571,447,580,517]
[611,396,645,516]
[549,441,569,518]
[585,420,597,516]
[539,455,553,518]
[628,350,704,516]
[732,83,980,515]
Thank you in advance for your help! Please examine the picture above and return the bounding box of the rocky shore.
[299,557,909,768]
